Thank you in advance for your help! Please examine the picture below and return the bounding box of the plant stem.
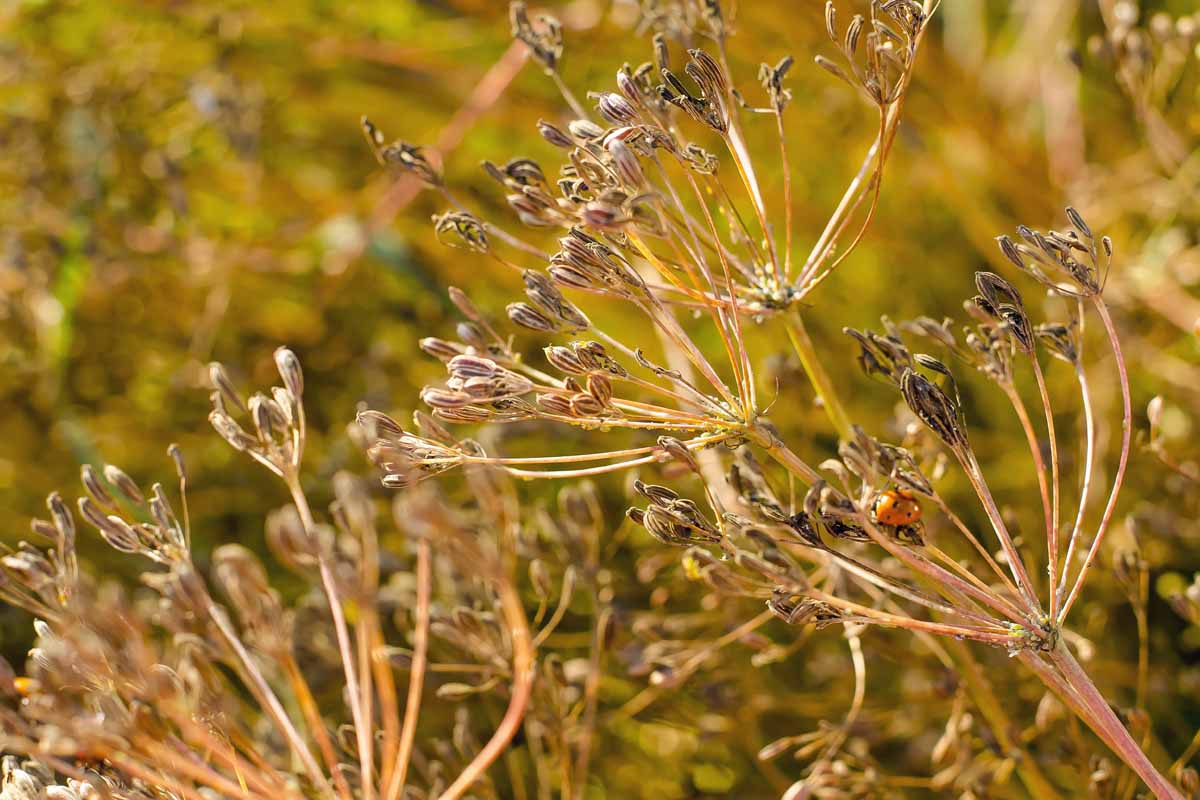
[1030,357,1062,619]
[437,558,533,800]
[946,639,1062,800]
[785,311,853,440]
[1060,298,1131,623]
[384,539,431,800]
[288,476,373,800]
[1048,642,1182,799]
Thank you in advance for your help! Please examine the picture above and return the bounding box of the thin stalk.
[437,564,534,800]
[774,108,793,282]
[753,428,821,485]
[1054,331,1096,610]
[384,539,431,800]
[1030,356,1062,619]
[282,654,356,800]
[549,69,589,121]
[571,605,611,800]
[288,476,373,800]
[202,593,332,797]
[372,624,402,795]
[1000,382,1055,597]
[932,495,1022,602]
[532,566,576,648]
[924,543,1028,624]
[675,173,756,412]
[723,123,779,278]
[960,450,1044,616]
[1060,299,1131,623]
[785,311,853,439]
[805,588,1019,646]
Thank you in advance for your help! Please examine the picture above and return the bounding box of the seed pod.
[103,465,145,506]
[616,67,641,103]
[80,464,116,510]
[1065,206,1092,239]
[379,141,441,185]
[597,92,637,124]
[448,355,499,379]
[658,437,697,472]
[845,15,864,54]
[421,388,476,409]
[274,347,304,400]
[433,212,489,253]
[507,302,558,332]
[568,119,605,141]
[569,393,604,417]
[607,138,643,186]
[45,492,74,549]
[537,393,574,416]
[545,345,586,375]
[537,119,573,148]
[420,337,464,363]
[100,515,142,554]
[900,368,967,452]
[585,373,613,407]
[208,362,246,414]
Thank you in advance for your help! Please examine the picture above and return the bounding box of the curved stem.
[1001,381,1053,574]
[960,451,1044,616]
[1031,357,1062,619]
[1060,299,1131,623]
[437,563,534,800]
[384,539,431,800]
[203,593,332,797]
[288,476,373,800]
[1058,359,1097,607]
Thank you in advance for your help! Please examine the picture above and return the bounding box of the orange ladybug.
[872,488,922,527]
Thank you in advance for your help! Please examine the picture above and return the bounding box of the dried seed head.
[510,2,563,71]
[1035,323,1079,364]
[448,354,500,379]
[98,514,142,554]
[843,327,912,384]
[421,388,476,410]
[433,212,490,253]
[45,492,74,551]
[759,55,794,111]
[545,345,586,375]
[569,392,605,417]
[420,337,465,363]
[900,368,968,453]
[606,138,644,186]
[974,272,1033,353]
[585,373,613,406]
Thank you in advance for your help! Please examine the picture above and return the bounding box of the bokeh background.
[2,1,1199,796]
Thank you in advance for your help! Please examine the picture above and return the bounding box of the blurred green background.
[2,0,1200,796]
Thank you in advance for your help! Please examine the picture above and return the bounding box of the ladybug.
[872,488,922,527]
